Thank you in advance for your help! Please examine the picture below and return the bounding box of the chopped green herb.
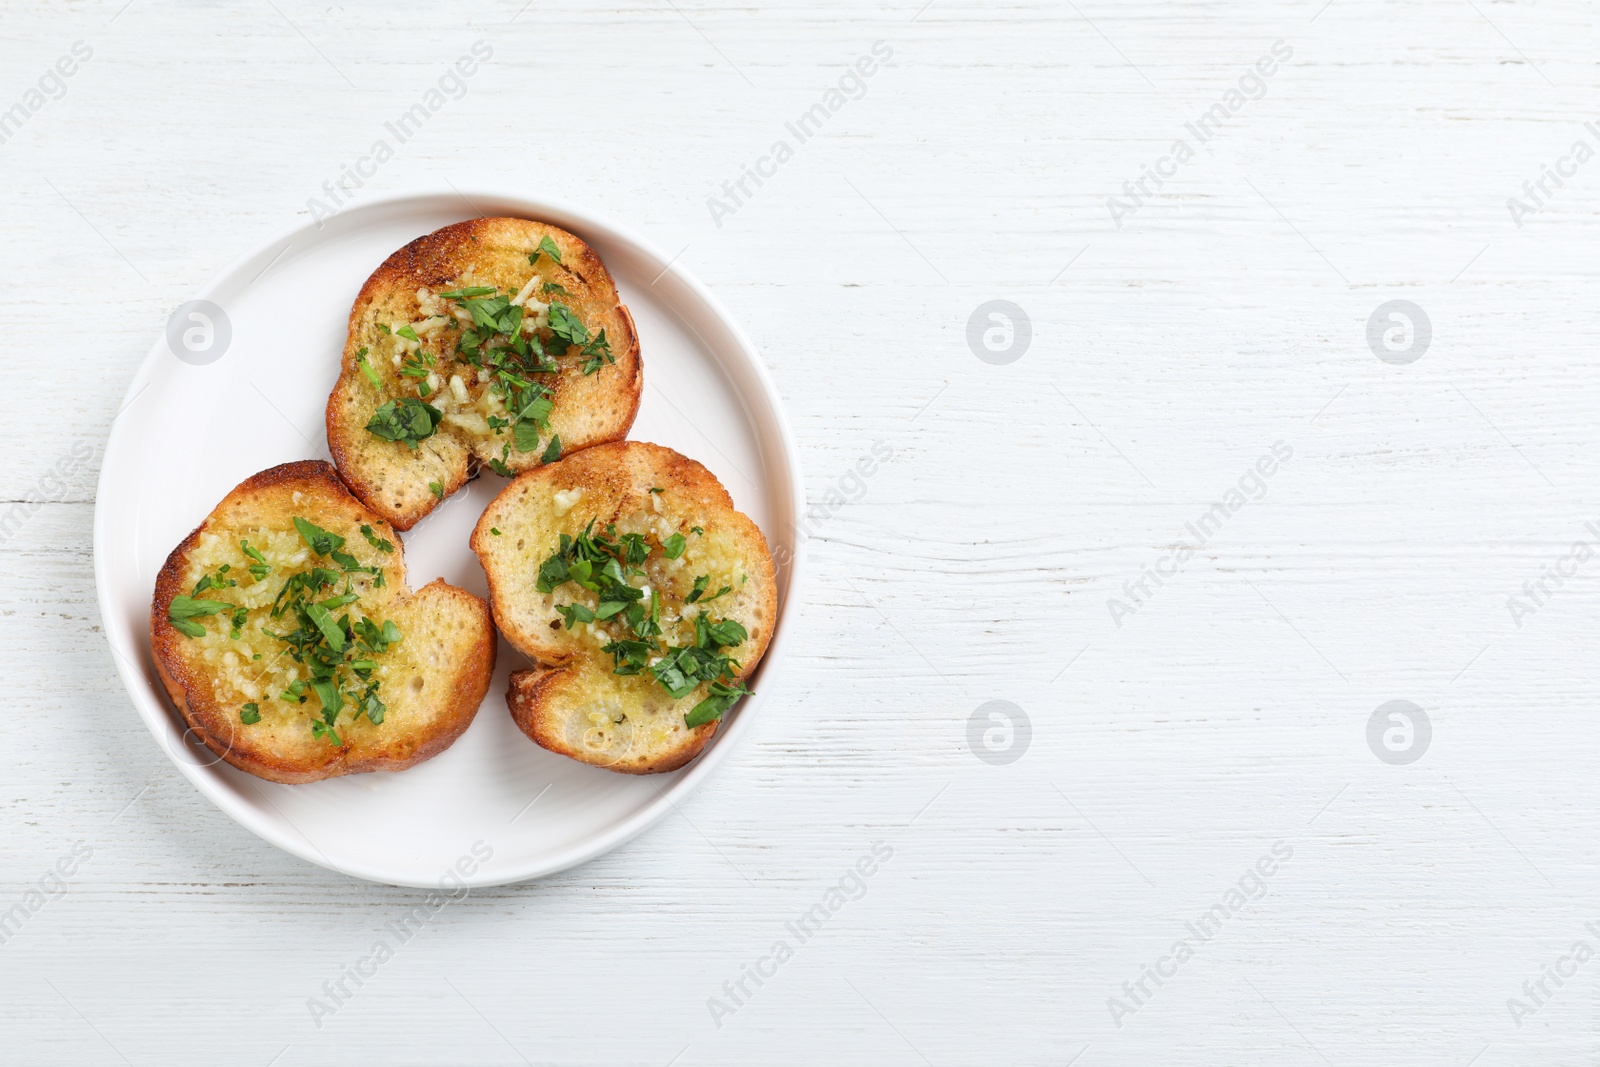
[429,481,444,500]
[240,703,261,725]
[536,517,753,718]
[555,602,595,629]
[293,517,345,556]
[303,602,347,651]
[357,348,381,389]
[685,575,732,604]
[359,524,394,553]
[366,397,442,448]
[489,527,501,536]
[191,571,235,596]
[685,679,752,728]
[240,540,270,580]
[512,391,553,425]
[395,325,420,342]
[579,329,614,375]
[168,595,231,638]
[531,235,562,265]
[254,538,405,746]
[540,434,562,463]
[547,302,589,346]
[513,419,541,454]
[456,290,522,336]
[619,533,650,566]
[358,689,386,725]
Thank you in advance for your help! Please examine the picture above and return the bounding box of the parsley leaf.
[547,303,589,346]
[513,419,541,454]
[685,680,752,728]
[239,539,270,581]
[240,703,261,725]
[358,688,385,725]
[429,481,444,500]
[192,571,235,596]
[534,517,753,714]
[579,329,614,375]
[457,291,522,336]
[619,533,650,566]
[359,524,394,553]
[541,434,562,463]
[311,719,343,746]
[533,235,562,265]
[303,602,347,651]
[601,638,654,675]
[555,602,595,629]
[512,392,553,426]
[702,617,748,648]
[356,348,381,389]
[169,595,230,618]
[293,517,346,556]
[168,595,230,638]
[366,397,442,448]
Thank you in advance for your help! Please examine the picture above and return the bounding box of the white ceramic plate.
[94,191,802,888]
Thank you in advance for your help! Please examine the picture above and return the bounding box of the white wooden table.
[2,1,1596,1063]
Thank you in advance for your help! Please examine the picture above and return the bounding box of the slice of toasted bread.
[327,217,643,530]
[470,442,777,774]
[150,461,495,784]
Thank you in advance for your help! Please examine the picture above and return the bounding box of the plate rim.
[92,188,806,888]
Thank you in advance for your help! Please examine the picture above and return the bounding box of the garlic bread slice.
[326,217,642,530]
[470,442,777,774]
[150,461,495,784]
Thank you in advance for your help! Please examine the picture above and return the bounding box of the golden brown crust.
[149,461,495,784]
[327,217,643,530]
[472,441,778,774]
[507,668,715,775]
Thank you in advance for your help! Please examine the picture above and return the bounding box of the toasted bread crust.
[150,461,495,784]
[507,667,713,774]
[472,442,777,774]
[327,217,643,530]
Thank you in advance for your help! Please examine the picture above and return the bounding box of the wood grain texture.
[3,0,1599,1063]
